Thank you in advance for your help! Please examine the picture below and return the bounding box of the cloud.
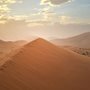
[0,0,23,23]
[0,0,22,15]
[26,19,52,27]
[0,4,10,13]
[59,16,90,24]
[0,20,7,24]
[0,0,22,4]
[7,15,28,21]
[0,0,16,4]
[40,0,72,6]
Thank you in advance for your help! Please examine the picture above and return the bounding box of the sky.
[0,0,90,41]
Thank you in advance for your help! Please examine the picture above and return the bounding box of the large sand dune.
[0,38,90,90]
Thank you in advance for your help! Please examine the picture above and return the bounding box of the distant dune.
[51,32,90,48]
[0,40,27,53]
[0,38,90,90]
[0,40,27,66]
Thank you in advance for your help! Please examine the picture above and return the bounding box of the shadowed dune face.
[0,38,90,90]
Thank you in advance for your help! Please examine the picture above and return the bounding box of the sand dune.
[51,32,90,48]
[0,40,27,66]
[63,46,90,57]
[0,38,90,90]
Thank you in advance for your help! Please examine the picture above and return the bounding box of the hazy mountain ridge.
[51,32,90,48]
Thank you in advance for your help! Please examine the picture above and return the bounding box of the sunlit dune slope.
[0,38,90,90]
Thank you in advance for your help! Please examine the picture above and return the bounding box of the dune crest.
[0,38,90,90]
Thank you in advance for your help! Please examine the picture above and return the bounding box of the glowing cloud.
[0,0,22,4]
[0,0,22,16]
[0,0,23,24]
[0,4,10,13]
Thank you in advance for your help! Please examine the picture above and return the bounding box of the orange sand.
[0,38,90,90]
